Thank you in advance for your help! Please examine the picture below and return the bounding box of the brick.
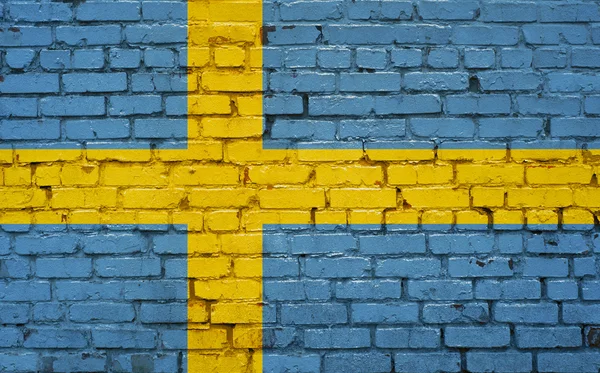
[494,302,559,324]
[305,328,370,348]
[408,280,472,300]
[467,352,532,373]
[395,353,461,373]
[352,303,418,324]
[445,326,510,348]
[516,326,581,348]
[323,352,391,373]
[70,303,135,323]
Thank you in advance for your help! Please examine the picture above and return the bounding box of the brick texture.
[2,0,600,372]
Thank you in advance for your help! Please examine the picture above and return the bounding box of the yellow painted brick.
[202,72,261,92]
[236,95,262,116]
[315,165,382,186]
[574,188,600,207]
[187,48,210,67]
[438,149,506,161]
[0,211,31,225]
[349,210,383,225]
[173,165,239,185]
[422,210,453,226]
[315,210,347,226]
[68,210,100,225]
[210,24,257,44]
[60,164,98,186]
[189,95,231,115]
[298,149,364,162]
[388,165,453,185]
[259,189,325,209]
[101,211,136,225]
[136,211,168,225]
[34,165,60,186]
[188,328,228,350]
[494,209,524,227]
[249,48,262,68]
[402,188,469,208]
[16,149,81,163]
[511,149,578,162]
[157,141,223,162]
[508,188,572,207]
[188,352,249,373]
[190,188,257,208]
[52,188,116,209]
[121,189,185,209]
[221,234,261,254]
[209,2,261,22]
[456,164,524,185]
[189,257,230,279]
[563,208,595,226]
[227,140,289,163]
[244,210,312,231]
[471,187,505,207]
[247,165,312,185]
[4,167,30,186]
[206,210,239,231]
[34,210,66,225]
[86,149,151,162]
[233,258,261,277]
[526,165,594,185]
[211,303,261,324]
[173,212,204,231]
[214,47,245,67]
[194,280,260,300]
[103,165,168,186]
[456,210,489,226]
[385,210,419,226]
[366,149,434,161]
[329,188,396,208]
[233,326,261,349]
[0,150,11,164]
[189,233,220,255]
[188,1,208,21]
[188,301,209,323]
[527,209,558,226]
[202,117,262,138]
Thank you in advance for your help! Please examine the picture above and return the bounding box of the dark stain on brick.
[508,258,514,270]
[8,27,20,33]
[475,260,486,267]
[132,354,154,373]
[0,76,4,83]
[261,26,276,45]
[588,327,600,347]
[282,25,296,30]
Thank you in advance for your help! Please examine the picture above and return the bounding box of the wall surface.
[1,0,600,372]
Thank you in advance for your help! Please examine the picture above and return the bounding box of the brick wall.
[1,0,600,372]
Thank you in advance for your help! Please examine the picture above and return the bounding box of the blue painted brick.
[420,1,478,20]
[467,352,532,373]
[564,304,600,324]
[501,48,532,68]
[270,72,335,93]
[82,233,145,254]
[123,280,186,301]
[77,1,140,21]
[0,26,52,47]
[411,118,474,138]
[574,257,596,277]
[408,280,472,300]
[582,281,600,300]
[271,120,336,140]
[110,49,142,69]
[5,49,36,69]
[0,328,21,348]
[109,95,162,116]
[453,26,519,46]
[317,48,351,69]
[56,26,121,46]
[445,326,510,347]
[9,2,72,22]
[263,354,320,373]
[527,234,590,254]
[69,303,135,323]
[305,257,370,278]
[51,353,107,373]
[145,48,175,68]
[72,49,104,69]
[0,120,60,140]
[479,71,542,91]
[0,98,37,118]
[494,302,559,324]
[139,303,186,323]
[112,353,179,373]
[280,1,342,21]
[0,74,59,94]
[339,119,405,139]
[304,328,370,349]
[523,257,568,277]
[395,352,461,373]
[40,50,72,70]
[284,48,317,68]
[264,95,304,115]
[15,234,78,255]
[63,73,127,93]
[480,118,544,139]
[280,304,347,325]
[265,280,330,301]
[405,72,468,91]
[36,258,92,278]
[323,352,391,373]
[92,329,156,349]
[464,48,495,69]
[359,234,425,254]
[352,303,419,324]
[534,48,567,68]
[356,48,387,69]
[336,280,400,300]
[448,257,513,277]
[0,304,28,324]
[376,327,440,348]
[24,328,87,349]
[143,1,186,20]
[475,279,541,300]
[516,326,581,348]
[134,119,187,139]
[538,353,600,373]
[428,48,458,68]
[340,73,401,92]
[481,2,536,22]
[523,25,587,45]
[391,48,422,68]
[291,233,355,254]
[376,258,440,278]
[446,94,511,114]
[264,258,299,277]
[422,303,489,324]
[33,303,65,322]
[41,96,106,117]
[65,119,130,140]
[95,258,161,278]
[430,233,494,254]
[125,25,187,44]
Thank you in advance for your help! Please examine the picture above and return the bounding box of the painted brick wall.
[2,0,600,372]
